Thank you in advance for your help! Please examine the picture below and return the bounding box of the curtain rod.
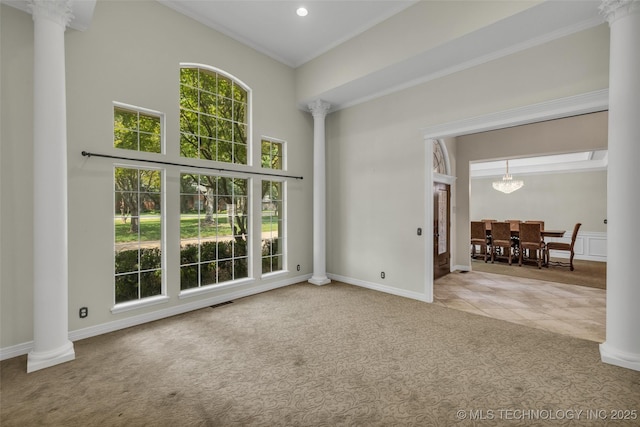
[81,151,303,180]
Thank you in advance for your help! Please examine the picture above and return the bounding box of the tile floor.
[433,270,605,342]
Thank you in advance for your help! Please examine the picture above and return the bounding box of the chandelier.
[492,160,524,194]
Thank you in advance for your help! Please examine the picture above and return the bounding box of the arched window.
[179,65,250,164]
[433,139,448,175]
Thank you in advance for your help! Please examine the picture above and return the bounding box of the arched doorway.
[432,140,455,280]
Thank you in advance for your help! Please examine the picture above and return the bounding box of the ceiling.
[4,0,605,111]
[470,150,608,178]
[158,0,417,68]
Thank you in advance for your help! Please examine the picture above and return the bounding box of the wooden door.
[433,183,451,279]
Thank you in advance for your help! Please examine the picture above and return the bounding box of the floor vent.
[210,300,234,309]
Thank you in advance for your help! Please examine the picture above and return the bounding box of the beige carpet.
[471,257,606,289]
[2,282,638,426]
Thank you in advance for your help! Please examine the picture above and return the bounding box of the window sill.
[261,270,289,280]
[111,295,170,314]
[179,277,255,299]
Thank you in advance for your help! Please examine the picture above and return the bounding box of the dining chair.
[519,222,546,269]
[470,221,490,262]
[481,219,496,246]
[505,219,521,253]
[546,223,582,271]
[524,220,545,231]
[490,222,514,265]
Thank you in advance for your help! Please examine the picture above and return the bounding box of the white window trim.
[260,135,287,171]
[113,101,166,154]
[260,179,287,277]
[113,164,167,308]
[179,62,253,166]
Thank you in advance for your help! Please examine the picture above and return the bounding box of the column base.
[308,276,331,286]
[27,340,75,373]
[600,342,640,372]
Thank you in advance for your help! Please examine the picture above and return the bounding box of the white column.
[599,0,640,371]
[308,100,331,286]
[27,0,75,373]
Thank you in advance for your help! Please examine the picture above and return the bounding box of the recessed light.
[296,7,308,17]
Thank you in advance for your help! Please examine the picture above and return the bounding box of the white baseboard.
[327,273,429,302]
[0,274,311,362]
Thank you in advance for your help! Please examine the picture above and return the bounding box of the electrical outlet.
[297,264,301,271]
[79,307,88,318]
[381,272,385,279]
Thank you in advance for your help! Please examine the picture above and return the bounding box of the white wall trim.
[0,274,311,361]
[421,89,609,139]
[328,273,429,303]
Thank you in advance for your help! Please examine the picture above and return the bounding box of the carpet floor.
[2,282,638,426]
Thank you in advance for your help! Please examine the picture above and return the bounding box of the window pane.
[140,270,162,298]
[180,265,198,290]
[180,67,248,164]
[180,172,250,288]
[180,68,198,87]
[114,167,162,304]
[199,69,217,92]
[115,273,139,304]
[180,84,198,111]
[261,180,284,274]
[114,129,137,150]
[114,106,162,154]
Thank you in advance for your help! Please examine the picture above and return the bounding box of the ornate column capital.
[28,0,74,28]
[599,0,640,24]
[308,99,331,118]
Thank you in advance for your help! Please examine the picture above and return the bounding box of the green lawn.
[115,214,279,243]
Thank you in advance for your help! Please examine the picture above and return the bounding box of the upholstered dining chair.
[546,223,582,271]
[519,222,546,269]
[470,221,490,262]
[490,222,514,265]
[524,220,545,232]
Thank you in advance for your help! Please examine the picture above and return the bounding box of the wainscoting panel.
[545,231,606,262]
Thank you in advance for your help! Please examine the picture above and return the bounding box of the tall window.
[114,104,162,153]
[260,138,285,274]
[180,173,249,289]
[180,66,248,164]
[261,180,284,274]
[114,167,163,304]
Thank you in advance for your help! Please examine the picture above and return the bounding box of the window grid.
[114,105,162,153]
[261,138,284,170]
[180,67,248,164]
[261,180,284,274]
[114,167,163,304]
[180,173,249,289]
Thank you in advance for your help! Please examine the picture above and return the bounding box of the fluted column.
[308,100,331,286]
[27,0,75,373]
[599,0,640,371]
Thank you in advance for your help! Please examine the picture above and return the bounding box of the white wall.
[325,25,609,299]
[0,1,314,354]
[471,171,607,233]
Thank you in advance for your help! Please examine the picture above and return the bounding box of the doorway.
[433,182,451,279]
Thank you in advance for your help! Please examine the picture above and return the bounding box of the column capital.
[28,0,74,28]
[599,0,640,24]
[308,100,331,118]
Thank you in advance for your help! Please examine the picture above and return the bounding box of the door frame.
[422,89,609,303]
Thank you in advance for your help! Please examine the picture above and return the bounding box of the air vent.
[210,301,234,309]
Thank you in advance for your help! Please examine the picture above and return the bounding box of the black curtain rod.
[81,151,303,180]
